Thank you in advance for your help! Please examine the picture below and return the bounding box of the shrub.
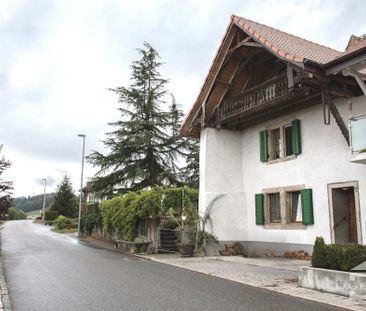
[99,196,126,237]
[96,186,198,242]
[53,215,72,231]
[311,237,366,271]
[111,192,139,241]
[8,207,27,220]
[80,203,102,235]
[327,244,366,271]
[44,211,59,221]
[162,187,198,227]
[311,237,328,269]
[133,189,161,218]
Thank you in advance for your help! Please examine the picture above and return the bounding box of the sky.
[1,0,366,197]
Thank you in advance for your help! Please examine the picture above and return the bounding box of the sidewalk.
[78,237,366,310]
[137,253,366,311]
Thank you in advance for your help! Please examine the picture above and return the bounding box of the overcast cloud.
[1,0,366,196]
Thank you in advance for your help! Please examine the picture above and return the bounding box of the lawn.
[27,209,42,217]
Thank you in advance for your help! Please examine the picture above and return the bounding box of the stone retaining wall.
[299,266,366,299]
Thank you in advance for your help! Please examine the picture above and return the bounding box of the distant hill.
[13,193,56,213]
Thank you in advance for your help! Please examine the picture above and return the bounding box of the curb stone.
[0,229,12,311]
[0,261,12,311]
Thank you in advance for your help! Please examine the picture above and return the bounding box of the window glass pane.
[269,193,281,222]
[271,129,281,159]
[351,118,366,152]
[290,191,302,222]
[284,125,293,156]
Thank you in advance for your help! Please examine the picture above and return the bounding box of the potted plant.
[177,226,195,257]
[195,194,226,256]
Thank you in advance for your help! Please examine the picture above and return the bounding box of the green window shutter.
[301,189,314,225]
[259,130,268,162]
[255,193,265,225]
[292,119,302,155]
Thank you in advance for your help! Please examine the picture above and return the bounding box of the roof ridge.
[232,14,342,55]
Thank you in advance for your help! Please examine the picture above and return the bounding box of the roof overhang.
[323,47,366,75]
[324,46,366,96]
[179,19,237,138]
[180,16,305,138]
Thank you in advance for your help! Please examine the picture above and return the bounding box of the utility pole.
[42,178,47,221]
[77,134,86,236]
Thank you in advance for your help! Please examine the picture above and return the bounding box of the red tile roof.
[340,34,366,56]
[232,15,342,65]
[180,15,366,137]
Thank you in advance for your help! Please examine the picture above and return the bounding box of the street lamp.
[42,178,47,221]
[77,134,86,237]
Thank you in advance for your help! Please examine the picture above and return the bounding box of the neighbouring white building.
[181,15,366,256]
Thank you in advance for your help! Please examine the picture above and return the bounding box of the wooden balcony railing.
[221,74,289,121]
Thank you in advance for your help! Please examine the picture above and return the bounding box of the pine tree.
[182,139,199,188]
[168,94,190,179]
[50,176,78,218]
[168,94,199,189]
[88,42,186,196]
[0,145,13,219]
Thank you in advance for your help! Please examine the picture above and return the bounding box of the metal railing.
[155,228,179,253]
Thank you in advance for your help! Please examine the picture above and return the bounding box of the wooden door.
[348,189,358,243]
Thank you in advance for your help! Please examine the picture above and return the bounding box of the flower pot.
[203,242,220,257]
[178,243,195,257]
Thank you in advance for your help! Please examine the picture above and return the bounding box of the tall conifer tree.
[50,176,78,218]
[88,43,186,196]
[182,139,199,189]
[0,145,13,219]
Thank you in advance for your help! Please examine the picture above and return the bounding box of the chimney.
[346,34,366,51]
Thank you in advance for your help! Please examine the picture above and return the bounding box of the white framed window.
[288,191,302,223]
[269,192,281,223]
[257,185,312,229]
[259,119,301,163]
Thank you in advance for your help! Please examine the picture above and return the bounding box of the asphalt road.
[1,221,341,311]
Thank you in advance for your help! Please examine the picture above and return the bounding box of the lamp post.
[42,178,47,221]
[77,134,86,237]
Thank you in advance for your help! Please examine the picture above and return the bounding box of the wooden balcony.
[221,74,290,121]
[217,73,320,129]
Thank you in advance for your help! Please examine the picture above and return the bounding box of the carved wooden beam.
[287,63,294,89]
[227,40,262,55]
[215,79,231,86]
[342,68,366,95]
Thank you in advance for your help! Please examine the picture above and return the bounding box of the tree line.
[13,193,55,213]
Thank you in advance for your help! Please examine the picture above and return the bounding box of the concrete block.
[299,266,366,299]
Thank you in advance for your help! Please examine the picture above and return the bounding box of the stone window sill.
[264,223,307,230]
[267,155,297,165]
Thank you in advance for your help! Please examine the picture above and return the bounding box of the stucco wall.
[199,127,246,241]
[200,95,366,247]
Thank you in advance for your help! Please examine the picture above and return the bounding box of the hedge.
[80,203,102,235]
[8,207,27,220]
[95,186,198,241]
[44,211,59,221]
[312,237,366,271]
[53,215,73,230]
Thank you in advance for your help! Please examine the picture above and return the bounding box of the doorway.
[328,182,361,244]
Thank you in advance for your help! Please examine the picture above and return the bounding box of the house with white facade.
[181,15,366,256]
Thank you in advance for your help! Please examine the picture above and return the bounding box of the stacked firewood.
[220,243,243,256]
[283,250,312,261]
